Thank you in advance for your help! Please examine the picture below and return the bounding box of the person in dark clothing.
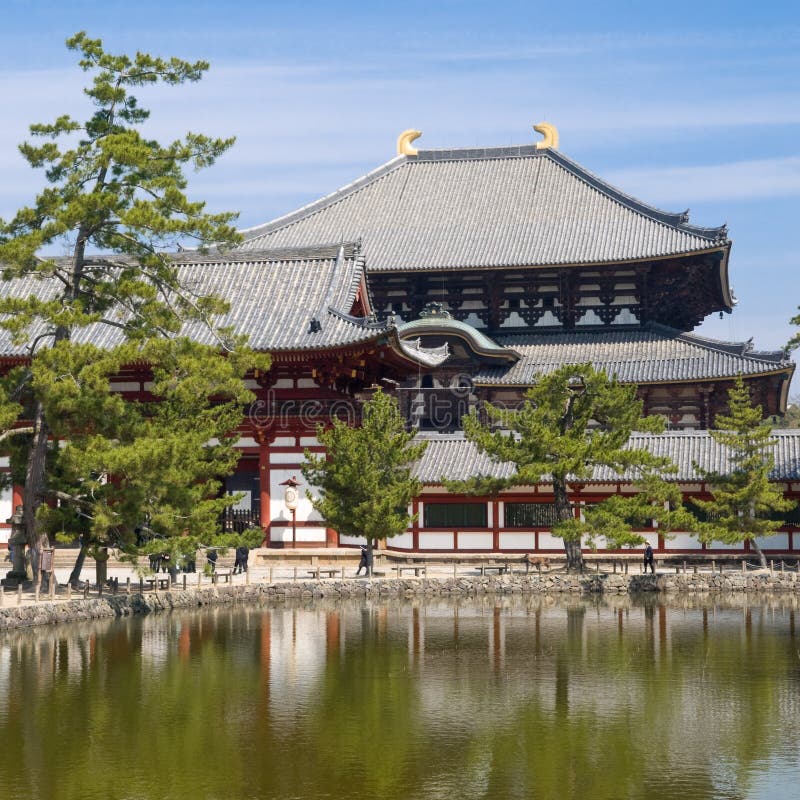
[207,549,218,573]
[355,544,369,576]
[234,545,249,574]
[643,543,655,574]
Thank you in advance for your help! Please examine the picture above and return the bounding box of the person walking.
[234,545,249,574]
[643,542,655,574]
[355,544,369,576]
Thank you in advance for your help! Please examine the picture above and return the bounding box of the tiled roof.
[0,245,401,356]
[474,324,793,385]
[239,145,728,272]
[413,430,800,484]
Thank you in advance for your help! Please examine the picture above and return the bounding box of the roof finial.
[533,121,559,150]
[397,129,422,156]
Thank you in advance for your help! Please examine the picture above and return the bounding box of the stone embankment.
[1,572,798,630]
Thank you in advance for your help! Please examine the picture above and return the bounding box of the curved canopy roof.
[397,305,518,364]
[240,144,729,274]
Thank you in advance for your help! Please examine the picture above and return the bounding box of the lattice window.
[505,502,566,528]
[424,503,488,528]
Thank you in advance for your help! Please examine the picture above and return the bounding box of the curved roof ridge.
[547,150,727,241]
[672,326,791,363]
[239,155,407,243]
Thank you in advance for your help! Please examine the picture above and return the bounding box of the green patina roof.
[397,305,519,363]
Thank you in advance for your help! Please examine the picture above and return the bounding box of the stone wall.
[1,572,798,631]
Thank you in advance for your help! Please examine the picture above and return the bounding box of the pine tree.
[26,338,267,585]
[447,363,684,571]
[302,389,428,576]
[0,33,249,583]
[789,308,800,353]
[691,377,796,566]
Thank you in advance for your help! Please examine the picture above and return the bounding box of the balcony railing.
[220,507,261,533]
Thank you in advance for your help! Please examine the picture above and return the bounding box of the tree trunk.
[23,399,50,589]
[750,538,768,568]
[366,538,375,578]
[95,549,108,587]
[564,538,583,573]
[68,544,89,588]
[554,478,583,572]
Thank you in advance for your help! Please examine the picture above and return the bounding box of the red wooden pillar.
[492,499,500,552]
[258,439,271,546]
[412,499,420,551]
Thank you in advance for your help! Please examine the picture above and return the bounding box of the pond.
[1,595,799,800]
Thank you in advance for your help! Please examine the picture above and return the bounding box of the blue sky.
[1,0,798,357]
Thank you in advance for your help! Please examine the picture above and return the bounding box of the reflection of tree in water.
[1,597,800,800]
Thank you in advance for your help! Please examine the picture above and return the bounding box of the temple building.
[232,124,797,554]
[0,124,797,554]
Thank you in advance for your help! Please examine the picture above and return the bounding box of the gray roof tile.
[413,430,800,484]
[239,146,728,272]
[475,324,793,385]
[0,245,393,356]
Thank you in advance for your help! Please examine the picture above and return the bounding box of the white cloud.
[605,157,800,204]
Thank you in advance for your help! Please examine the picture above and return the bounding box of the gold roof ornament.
[397,129,422,156]
[533,121,559,150]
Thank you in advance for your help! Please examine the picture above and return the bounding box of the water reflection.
[1,595,799,800]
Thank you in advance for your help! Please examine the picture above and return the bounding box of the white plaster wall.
[387,532,414,549]
[270,525,327,544]
[631,533,658,549]
[300,437,320,447]
[611,308,638,325]
[0,485,12,535]
[500,311,526,328]
[665,533,704,550]
[499,532,535,550]
[463,313,484,328]
[272,437,295,446]
[576,309,603,326]
[755,534,790,550]
[537,533,567,549]
[270,468,322,522]
[270,452,305,465]
[418,533,454,550]
[456,532,493,550]
[534,310,560,326]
